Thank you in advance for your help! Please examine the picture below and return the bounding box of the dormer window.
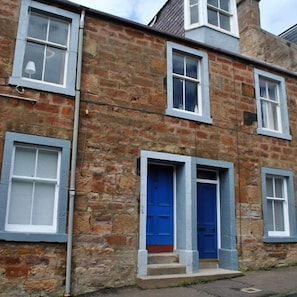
[185,0,238,37]
[207,0,231,31]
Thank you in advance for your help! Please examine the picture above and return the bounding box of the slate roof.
[279,24,297,45]
[149,0,185,37]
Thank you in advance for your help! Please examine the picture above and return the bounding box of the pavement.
[77,265,297,297]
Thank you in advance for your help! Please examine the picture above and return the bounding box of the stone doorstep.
[136,268,243,289]
[147,263,187,276]
[148,253,179,264]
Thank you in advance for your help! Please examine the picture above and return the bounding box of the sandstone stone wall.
[0,0,297,296]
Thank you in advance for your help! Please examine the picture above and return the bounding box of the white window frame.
[254,69,291,140]
[261,168,297,243]
[9,0,79,96]
[184,0,239,37]
[5,145,61,234]
[166,42,212,124]
[0,132,71,242]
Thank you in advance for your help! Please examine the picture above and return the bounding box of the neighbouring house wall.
[1,0,297,296]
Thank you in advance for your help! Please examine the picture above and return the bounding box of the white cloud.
[260,0,296,35]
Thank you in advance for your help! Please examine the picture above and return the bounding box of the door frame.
[197,169,221,256]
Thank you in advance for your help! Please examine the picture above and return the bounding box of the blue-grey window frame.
[9,0,79,96]
[166,42,213,124]
[254,69,291,140]
[0,132,71,242]
[261,167,297,243]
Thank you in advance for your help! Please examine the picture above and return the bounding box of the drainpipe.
[64,9,85,297]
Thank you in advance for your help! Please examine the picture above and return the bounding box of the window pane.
[208,9,218,26]
[37,150,58,179]
[220,13,230,31]
[274,200,285,231]
[173,54,184,75]
[268,82,277,101]
[261,100,269,128]
[266,177,273,197]
[267,102,279,130]
[44,47,66,84]
[8,181,33,224]
[275,178,283,198]
[208,0,218,7]
[28,13,48,40]
[267,200,273,231]
[32,183,55,225]
[14,147,36,176]
[220,0,229,11]
[186,57,198,79]
[259,79,267,98]
[48,19,68,46]
[173,78,183,109]
[190,6,199,24]
[185,80,198,112]
[23,42,45,80]
[190,0,198,4]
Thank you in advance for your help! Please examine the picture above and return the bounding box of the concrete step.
[199,260,218,269]
[137,268,243,289]
[147,263,187,276]
[148,253,179,264]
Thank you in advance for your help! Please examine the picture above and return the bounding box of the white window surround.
[0,132,71,242]
[254,69,291,140]
[184,0,239,37]
[166,42,212,124]
[261,168,297,243]
[9,0,79,96]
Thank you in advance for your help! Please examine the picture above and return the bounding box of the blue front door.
[146,164,174,252]
[197,183,218,259]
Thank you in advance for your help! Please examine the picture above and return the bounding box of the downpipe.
[64,9,85,297]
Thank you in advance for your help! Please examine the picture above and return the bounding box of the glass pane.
[28,13,48,40]
[186,57,198,79]
[173,53,184,75]
[190,6,199,24]
[23,42,45,80]
[44,47,66,84]
[259,79,267,98]
[266,177,273,197]
[220,13,230,31]
[267,200,273,231]
[261,100,268,128]
[267,102,279,130]
[32,183,55,225]
[14,147,36,176]
[37,150,58,179]
[274,200,285,231]
[220,0,230,11]
[48,18,68,46]
[197,169,217,180]
[267,82,277,101]
[185,80,198,112]
[190,0,198,4]
[208,0,218,7]
[8,181,33,224]
[208,9,218,26]
[173,78,183,109]
[275,178,284,198]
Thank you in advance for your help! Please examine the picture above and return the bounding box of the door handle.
[198,227,206,231]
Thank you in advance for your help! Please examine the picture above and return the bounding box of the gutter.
[64,9,85,297]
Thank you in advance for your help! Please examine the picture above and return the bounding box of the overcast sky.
[70,0,296,35]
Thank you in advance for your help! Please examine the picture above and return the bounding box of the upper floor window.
[166,42,212,124]
[254,69,291,140]
[261,168,297,243]
[185,0,238,36]
[9,0,79,96]
[0,132,71,242]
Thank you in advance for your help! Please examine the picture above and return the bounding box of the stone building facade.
[0,0,297,296]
